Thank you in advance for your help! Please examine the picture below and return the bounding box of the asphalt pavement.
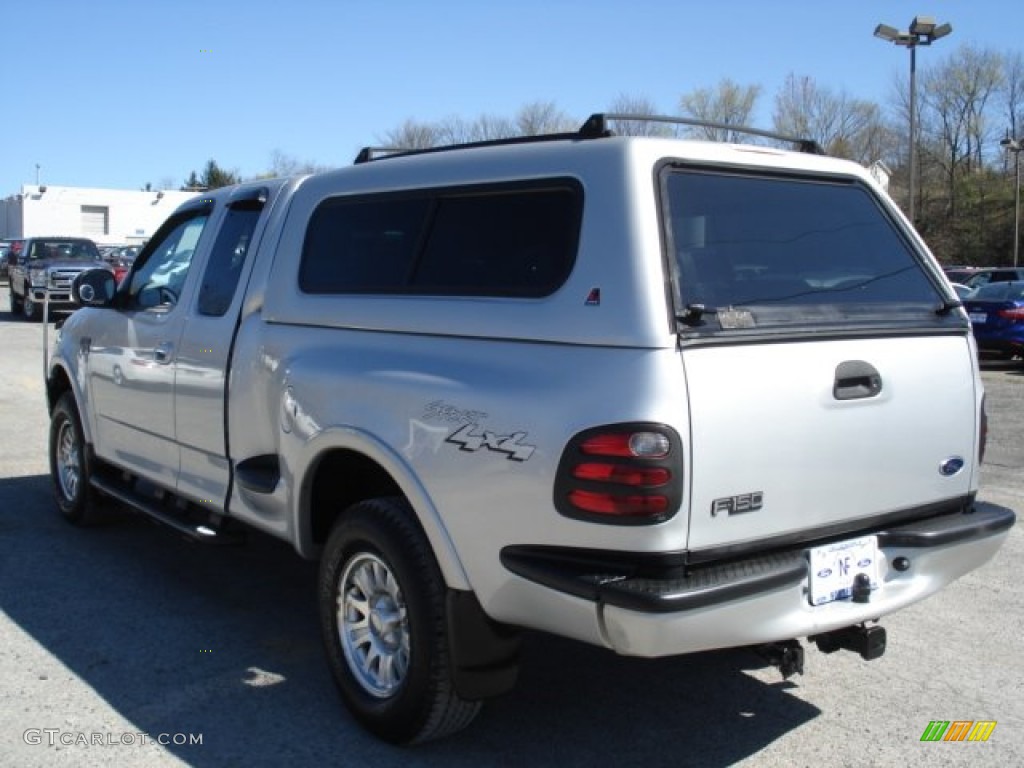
[0,285,1021,767]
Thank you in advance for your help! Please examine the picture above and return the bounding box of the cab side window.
[128,213,210,309]
[197,205,261,316]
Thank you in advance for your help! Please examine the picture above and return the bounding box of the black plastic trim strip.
[876,502,1015,548]
[501,545,806,614]
[675,324,970,348]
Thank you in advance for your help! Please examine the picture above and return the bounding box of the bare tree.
[918,44,1003,222]
[1000,51,1024,146]
[678,79,762,142]
[379,119,440,150]
[435,113,517,144]
[266,149,333,177]
[473,113,517,141]
[605,94,674,136]
[515,101,576,136]
[772,74,884,163]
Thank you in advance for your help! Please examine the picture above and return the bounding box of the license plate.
[808,535,879,606]
[968,312,987,324]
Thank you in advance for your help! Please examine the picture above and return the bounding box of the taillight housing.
[979,395,988,464]
[554,423,683,524]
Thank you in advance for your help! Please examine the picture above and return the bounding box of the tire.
[319,497,481,744]
[49,392,101,525]
[23,293,38,321]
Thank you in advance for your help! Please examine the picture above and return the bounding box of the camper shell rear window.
[661,166,952,331]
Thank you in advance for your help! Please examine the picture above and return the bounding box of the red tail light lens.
[573,463,670,487]
[568,490,670,516]
[997,307,1024,320]
[554,423,682,524]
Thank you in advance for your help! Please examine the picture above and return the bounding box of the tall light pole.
[1002,136,1022,268]
[874,16,952,226]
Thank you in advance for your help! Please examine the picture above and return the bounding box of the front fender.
[46,349,93,446]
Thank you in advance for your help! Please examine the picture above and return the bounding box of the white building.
[0,185,198,245]
[868,160,892,192]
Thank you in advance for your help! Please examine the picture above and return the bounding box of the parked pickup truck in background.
[9,236,109,320]
[45,114,1015,744]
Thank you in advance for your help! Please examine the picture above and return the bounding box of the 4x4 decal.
[445,424,536,462]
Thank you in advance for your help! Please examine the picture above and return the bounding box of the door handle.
[154,342,174,364]
[833,360,882,400]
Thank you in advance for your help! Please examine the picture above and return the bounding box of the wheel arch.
[46,362,90,435]
[294,427,472,591]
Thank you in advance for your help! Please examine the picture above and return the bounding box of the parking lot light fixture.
[1001,136,1022,268]
[874,16,953,225]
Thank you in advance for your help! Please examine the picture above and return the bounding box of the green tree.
[200,159,241,189]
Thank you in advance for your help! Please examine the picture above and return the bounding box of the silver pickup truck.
[45,115,1015,744]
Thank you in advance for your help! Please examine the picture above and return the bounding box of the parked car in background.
[951,283,975,300]
[103,245,141,283]
[963,280,1024,358]
[959,267,1024,290]
[943,266,980,285]
[8,237,109,320]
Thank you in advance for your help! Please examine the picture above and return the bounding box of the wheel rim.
[55,419,81,502]
[336,552,410,699]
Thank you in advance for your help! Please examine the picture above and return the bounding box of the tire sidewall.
[319,503,444,743]
[49,394,90,522]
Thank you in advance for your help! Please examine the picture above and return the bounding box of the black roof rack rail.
[354,147,409,164]
[353,130,585,164]
[579,113,825,155]
[352,113,824,165]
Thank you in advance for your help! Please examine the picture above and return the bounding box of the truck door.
[87,204,214,487]
[174,187,271,506]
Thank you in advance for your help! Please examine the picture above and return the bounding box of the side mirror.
[73,268,117,307]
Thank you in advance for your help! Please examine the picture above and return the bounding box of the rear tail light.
[554,423,682,524]
[996,307,1024,320]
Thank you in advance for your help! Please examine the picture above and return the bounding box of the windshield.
[28,239,101,261]
[663,169,945,330]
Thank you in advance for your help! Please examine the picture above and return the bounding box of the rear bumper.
[501,502,1014,656]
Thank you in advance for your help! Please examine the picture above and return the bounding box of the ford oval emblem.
[857,558,872,568]
[817,568,832,578]
[939,457,965,477]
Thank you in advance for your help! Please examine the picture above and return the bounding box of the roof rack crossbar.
[580,113,825,155]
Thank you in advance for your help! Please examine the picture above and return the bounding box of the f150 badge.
[711,492,764,517]
[445,424,536,462]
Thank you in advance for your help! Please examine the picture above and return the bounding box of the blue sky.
[2,0,1021,194]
